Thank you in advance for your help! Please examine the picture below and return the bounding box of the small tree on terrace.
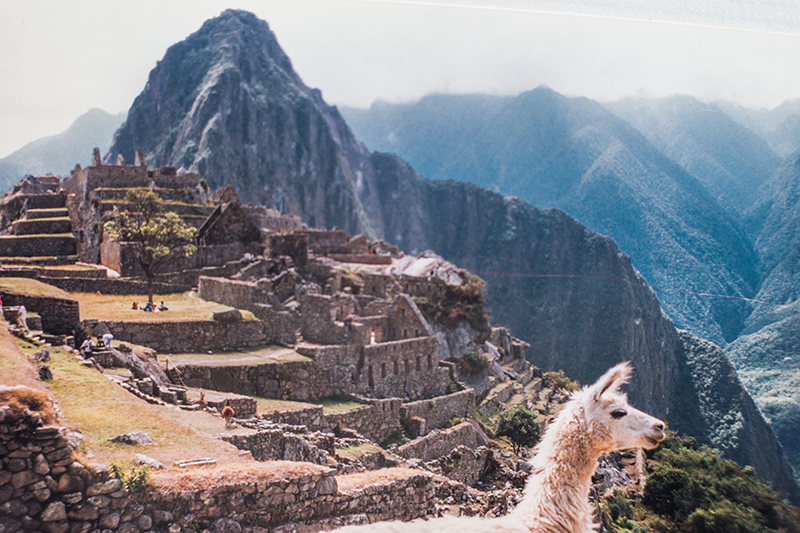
[104,189,197,305]
[496,405,542,455]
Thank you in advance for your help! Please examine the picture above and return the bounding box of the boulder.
[108,431,155,446]
[212,309,242,323]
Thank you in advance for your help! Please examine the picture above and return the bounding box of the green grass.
[0,277,76,300]
[316,397,365,413]
[76,290,257,322]
[26,341,245,467]
[254,396,317,413]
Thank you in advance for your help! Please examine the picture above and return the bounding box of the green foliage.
[103,189,197,304]
[462,350,490,373]
[496,405,541,454]
[379,430,409,449]
[543,370,579,392]
[447,417,463,427]
[414,272,490,333]
[109,461,150,493]
[615,434,800,533]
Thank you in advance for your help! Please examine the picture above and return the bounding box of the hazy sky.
[1,0,799,158]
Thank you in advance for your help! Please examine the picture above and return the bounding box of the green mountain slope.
[342,92,759,346]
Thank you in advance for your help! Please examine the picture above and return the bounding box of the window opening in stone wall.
[381,363,386,379]
[394,360,399,375]
[416,356,421,371]
[368,365,374,389]
[427,353,432,368]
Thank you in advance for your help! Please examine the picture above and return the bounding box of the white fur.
[328,362,665,533]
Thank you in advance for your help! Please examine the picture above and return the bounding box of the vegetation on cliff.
[602,434,800,533]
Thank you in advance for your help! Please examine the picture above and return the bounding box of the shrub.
[496,405,541,454]
[109,461,150,492]
[462,350,490,373]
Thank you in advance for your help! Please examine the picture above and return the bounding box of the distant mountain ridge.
[606,95,782,217]
[0,108,125,193]
[342,91,759,346]
[100,9,798,498]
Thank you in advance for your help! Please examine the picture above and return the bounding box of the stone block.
[213,309,243,323]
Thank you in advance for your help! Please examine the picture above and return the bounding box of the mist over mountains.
[342,91,761,346]
[0,109,125,194]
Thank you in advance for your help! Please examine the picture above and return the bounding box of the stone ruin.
[0,153,592,533]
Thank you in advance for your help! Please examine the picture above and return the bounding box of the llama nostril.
[654,422,665,432]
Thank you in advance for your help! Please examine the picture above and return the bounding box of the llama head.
[580,362,665,453]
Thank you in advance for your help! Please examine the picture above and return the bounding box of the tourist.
[80,338,94,356]
[143,302,153,312]
[17,305,28,333]
[0,294,4,321]
[159,301,169,311]
[102,333,114,347]
[131,301,138,310]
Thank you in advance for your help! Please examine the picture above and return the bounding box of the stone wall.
[397,421,485,462]
[325,398,402,444]
[220,429,331,464]
[0,406,439,533]
[11,218,71,236]
[138,465,436,532]
[0,286,79,334]
[0,235,76,258]
[38,276,190,296]
[359,337,450,399]
[264,405,328,432]
[102,241,245,278]
[0,408,143,533]
[199,276,298,345]
[175,358,347,401]
[400,389,475,433]
[97,319,268,353]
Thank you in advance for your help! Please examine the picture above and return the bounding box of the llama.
[329,362,664,533]
[221,401,235,428]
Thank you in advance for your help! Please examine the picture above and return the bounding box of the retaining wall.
[400,389,475,432]
[97,319,268,353]
[0,286,79,334]
[0,406,439,533]
[397,421,485,462]
[0,235,76,258]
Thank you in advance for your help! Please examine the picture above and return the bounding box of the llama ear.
[591,362,633,401]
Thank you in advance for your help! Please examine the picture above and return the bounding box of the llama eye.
[611,409,627,419]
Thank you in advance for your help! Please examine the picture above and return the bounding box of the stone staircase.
[0,193,77,265]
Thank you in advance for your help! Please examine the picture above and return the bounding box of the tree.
[103,189,197,305]
[496,405,541,454]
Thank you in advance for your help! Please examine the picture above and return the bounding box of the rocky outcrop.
[106,9,386,240]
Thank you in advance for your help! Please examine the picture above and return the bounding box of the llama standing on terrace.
[330,362,665,533]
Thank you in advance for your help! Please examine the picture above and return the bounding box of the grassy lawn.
[167,346,309,366]
[0,277,76,300]
[317,397,365,414]
[75,290,257,322]
[15,340,246,468]
[254,396,318,414]
[336,442,381,461]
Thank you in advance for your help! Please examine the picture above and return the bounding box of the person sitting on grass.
[159,301,169,311]
[143,302,153,312]
[131,301,138,310]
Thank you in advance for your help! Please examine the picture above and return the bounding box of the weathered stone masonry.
[0,408,438,533]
